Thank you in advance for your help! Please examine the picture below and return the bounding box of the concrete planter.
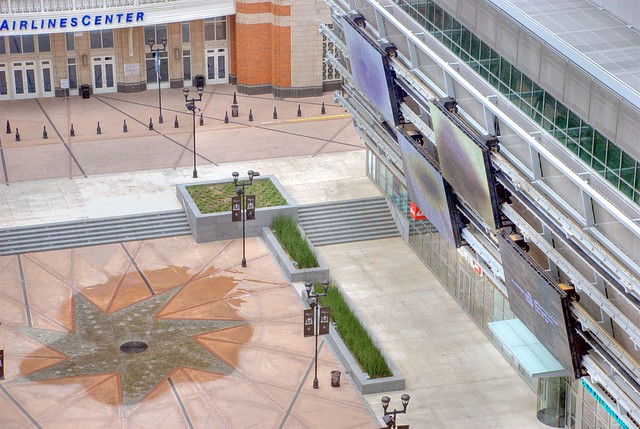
[262,227,329,283]
[176,175,297,243]
[292,283,405,395]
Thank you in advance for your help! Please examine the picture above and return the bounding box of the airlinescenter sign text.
[0,12,145,33]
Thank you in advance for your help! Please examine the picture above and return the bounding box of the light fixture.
[147,38,155,49]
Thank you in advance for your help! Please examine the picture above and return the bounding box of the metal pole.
[241,187,247,267]
[192,107,197,178]
[313,299,319,389]
[157,62,163,124]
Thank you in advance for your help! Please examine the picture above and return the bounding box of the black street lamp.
[381,394,411,428]
[306,280,330,389]
[232,170,260,267]
[184,86,204,178]
[147,37,167,124]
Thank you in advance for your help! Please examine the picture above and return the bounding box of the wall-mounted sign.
[409,201,427,220]
[124,63,140,77]
[1,12,145,33]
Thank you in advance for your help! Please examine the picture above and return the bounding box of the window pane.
[22,35,35,53]
[68,63,77,89]
[66,32,75,51]
[38,34,51,52]
[156,25,167,43]
[102,30,113,48]
[183,54,191,80]
[43,67,51,91]
[144,26,155,44]
[204,19,216,41]
[0,36,5,55]
[90,31,102,49]
[215,19,226,40]
[0,70,7,95]
[182,22,190,43]
[9,36,21,54]
[606,142,621,171]
[14,70,24,94]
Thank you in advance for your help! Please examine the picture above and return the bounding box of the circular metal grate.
[120,341,148,354]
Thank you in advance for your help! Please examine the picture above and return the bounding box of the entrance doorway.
[12,61,37,98]
[92,56,115,93]
[206,48,228,85]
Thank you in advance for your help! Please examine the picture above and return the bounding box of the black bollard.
[248,109,253,122]
[273,106,278,120]
[96,122,102,135]
[224,111,229,124]
[297,104,302,117]
[15,128,21,141]
[6,120,11,134]
[174,115,179,128]
[123,119,128,133]
[70,123,75,137]
[199,112,204,126]
[233,91,237,105]
[321,102,326,115]
[148,118,153,130]
[43,126,48,139]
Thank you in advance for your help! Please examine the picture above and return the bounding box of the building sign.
[1,12,144,33]
[581,379,629,429]
[303,309,314,337]
[124,63,140,77]
[409,201,427,220]
[246,195,255,221]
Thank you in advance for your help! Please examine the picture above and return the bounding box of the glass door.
[92,56,115,94]
[12,61,37,99]
[40,60,53,97]
[206,48,228,85]
[0,63,8,100]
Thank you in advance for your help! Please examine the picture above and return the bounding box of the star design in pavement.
[15,288,244,410]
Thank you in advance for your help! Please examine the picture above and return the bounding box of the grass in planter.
[271,216,319,268]
[315,283,392,378]
[187,178,287,214]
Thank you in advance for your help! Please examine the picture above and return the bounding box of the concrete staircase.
[298,197,399,246]
[0,210,191,256]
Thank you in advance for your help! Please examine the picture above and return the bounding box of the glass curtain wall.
[399,0,640,205]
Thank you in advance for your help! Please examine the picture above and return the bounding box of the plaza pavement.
[0,87,547,428]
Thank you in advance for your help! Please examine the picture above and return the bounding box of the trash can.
[331,370,341,387]
[80,84,91,99]
[195,74,205,89]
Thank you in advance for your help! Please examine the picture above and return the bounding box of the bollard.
[297,104,302,117]
[248,109,253,122]
[331,370,341,387]
[148,118,153,130]
[15,128,21,142]
[199,112,204,126]
[174,115,179,128]
[123,119,128,133]
[70,123,75,137]
[6,120,11,134]
[232,91,238,105]
[96,122,102,135]
[321,102,326,115]
[224,111,229,124]
[42,126,48,139]
[273,106,278,120]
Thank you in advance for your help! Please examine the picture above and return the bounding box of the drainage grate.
[120,341,148,354]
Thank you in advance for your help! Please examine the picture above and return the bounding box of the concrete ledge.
[291,283,406,395]
[262,227,329,283]
[176,175,297,243]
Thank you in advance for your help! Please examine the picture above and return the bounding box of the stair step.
[306,226,399,240]
[298,209,391,223]
[302,221,397,236]
[298,197,387,211]
[313,232,399,246]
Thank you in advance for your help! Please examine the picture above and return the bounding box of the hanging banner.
[246,195,256,220]
[303,309,314,337]
[319,307,330,335]
[231,196,241,222]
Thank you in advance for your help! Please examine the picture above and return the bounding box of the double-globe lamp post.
[147,37,167,124]
[184,86,204,178]
[381,394,411,429]
[306,280,329,389]
[232,170,260,267]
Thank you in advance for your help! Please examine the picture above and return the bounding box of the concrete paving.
[0,87,546,428]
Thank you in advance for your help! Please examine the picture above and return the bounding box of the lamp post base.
[159,115,163,124]
[313,378,319,389]
[193,169,198,178]
[241,258,246,268]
